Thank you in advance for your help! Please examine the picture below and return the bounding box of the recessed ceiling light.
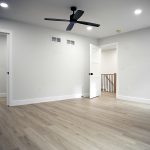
[134,9,142,15]
[0,2,8,8]
[116,29,122,33]
[87,26,93,31]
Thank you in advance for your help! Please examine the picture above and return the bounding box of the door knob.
[89,73,93,75]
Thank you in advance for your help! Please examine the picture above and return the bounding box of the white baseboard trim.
[117,95,150,104]
[82,93,89,98]
[0,93,7,98]
[9,94,82,106]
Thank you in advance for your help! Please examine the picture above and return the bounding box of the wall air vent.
[67,40,71,44]
[57,38,61,42]
[70,40,75,45]
[67,40,75,45]
[52,37,57,42]
[52,37,61,43]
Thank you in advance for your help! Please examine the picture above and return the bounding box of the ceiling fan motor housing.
[70,6,77,22]
[71,6,77,13]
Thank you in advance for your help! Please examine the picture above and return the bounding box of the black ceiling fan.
[44,6,100,31]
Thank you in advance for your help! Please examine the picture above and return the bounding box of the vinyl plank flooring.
[0,95,150,150]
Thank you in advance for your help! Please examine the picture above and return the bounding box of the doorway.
[0,31,11,106]
[101,43,118,97]
[89,43,118,99]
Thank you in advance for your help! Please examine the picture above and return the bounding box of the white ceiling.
[0,0,150,38]
[101,44,117,51]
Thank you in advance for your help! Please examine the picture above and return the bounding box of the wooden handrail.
[101,73,117,93]
[105,75,114,85]
[114,73,116,93]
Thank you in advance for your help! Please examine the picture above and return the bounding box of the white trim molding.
[82,93,89,98]
[117,95,150,104]
[9,94,82,106]
[0,93,7,98]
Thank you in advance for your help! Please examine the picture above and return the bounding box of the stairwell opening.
[101,43,118,98]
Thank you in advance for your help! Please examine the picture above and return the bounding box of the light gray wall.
[0,19,97,102]
[0,34,7,97]
[101,49,117,74]
[99,27,150,101]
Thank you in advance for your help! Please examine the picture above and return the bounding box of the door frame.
[0,29,12,106]
[100,42,119,97]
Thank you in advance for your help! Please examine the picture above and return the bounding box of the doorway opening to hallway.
[101,43,118,98]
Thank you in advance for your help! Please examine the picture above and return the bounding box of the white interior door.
[6,33,10,106]
[90,44,101,98]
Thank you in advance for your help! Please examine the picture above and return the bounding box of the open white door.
[90,44,101,98]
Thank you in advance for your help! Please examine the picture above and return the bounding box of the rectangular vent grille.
[67,40,75,45]
[67,40,70,44]
[57,38,61,42]
[52,37,61,43]
[52,37,57,42]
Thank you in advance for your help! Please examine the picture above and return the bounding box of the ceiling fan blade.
[73,10,84,20]
[66,22,75,31]
[77,21,100,27]
[44,18,70,22]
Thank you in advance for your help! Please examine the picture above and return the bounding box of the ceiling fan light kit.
[45,6,100,31]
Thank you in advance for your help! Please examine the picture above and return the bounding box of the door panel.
[90,44,101,98]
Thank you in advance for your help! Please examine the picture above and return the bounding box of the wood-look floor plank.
[0,95,150,150]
